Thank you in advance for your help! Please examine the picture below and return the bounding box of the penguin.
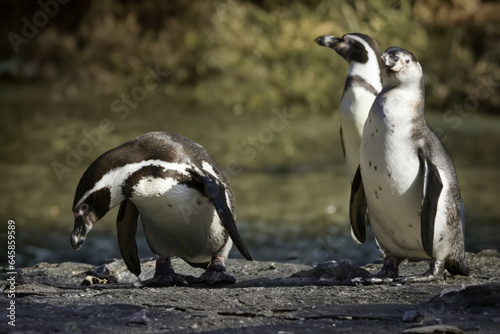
[70,132,252,286]
[315,33,383,182]
[350,47,469,283]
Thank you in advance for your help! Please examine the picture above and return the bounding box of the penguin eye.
[405,59,410,64]
[81,203,89,212]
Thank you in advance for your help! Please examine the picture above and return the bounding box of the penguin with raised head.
[350,47,469,283]
[70,132,252,286]
[315,33,383,182]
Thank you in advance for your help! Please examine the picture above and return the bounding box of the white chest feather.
[360,94,426,259]
[338,51,381,180]
[339,87,377,180]
[131,177,229,263]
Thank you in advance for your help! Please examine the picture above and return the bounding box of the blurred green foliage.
[1,0,499,113]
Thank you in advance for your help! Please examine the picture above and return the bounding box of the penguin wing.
[349,165,367,243]
[191,170,253,261]
[116,199,141,276]
[418,149,443,258]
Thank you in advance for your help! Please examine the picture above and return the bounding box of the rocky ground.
[1,250,500,333]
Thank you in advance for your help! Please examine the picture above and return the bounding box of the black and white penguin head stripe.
[70,159,196,249]
[315,33,383,91]
[74,160,197,210]
[315,33,381,65]
[381,47,423,85]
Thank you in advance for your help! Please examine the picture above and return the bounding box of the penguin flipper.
[349,165,367,243]
[116,199,141,276]
[418,149,443,258]
[193,171,253,261]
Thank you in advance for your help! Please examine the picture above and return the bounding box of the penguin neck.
[377,76,426,127]
[347,57,382,93]
[382,64,425,111]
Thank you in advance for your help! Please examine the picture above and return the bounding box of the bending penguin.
[350,47,469,283]
[70,132,252,286]
[315,33,383,182]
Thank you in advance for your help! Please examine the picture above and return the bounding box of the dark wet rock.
[429,282,500,308]
[402,324,463,333]
[126,308,149,326]
[290,260,370,283]
[403,310,425,323]
[1,251,500,333]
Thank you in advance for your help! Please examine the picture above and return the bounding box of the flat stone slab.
[1,250,500,333]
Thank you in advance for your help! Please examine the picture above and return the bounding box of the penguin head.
[315,33,381,64]
[381,47,423,86]
[70,183,111,250]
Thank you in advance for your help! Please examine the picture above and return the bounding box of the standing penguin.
[315,33,383,182]
[350,47,469,282]
[70,132,252,286]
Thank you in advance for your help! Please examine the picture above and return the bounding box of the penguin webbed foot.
[192,268,236,285]
[396,259,444,283]
[190,254,236,285]
[357,276,395,285]
[396,272,439,283]
[142,273,190,287]
[141,257,189,287]
[355,259,445,285]
[354,272,397,285]
[353,256,400,285]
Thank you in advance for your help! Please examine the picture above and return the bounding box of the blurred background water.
[1,0,499,268]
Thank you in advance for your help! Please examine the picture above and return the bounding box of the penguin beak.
[381,52,404,72]
[70,215,92,250]
[315,35,343,49]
